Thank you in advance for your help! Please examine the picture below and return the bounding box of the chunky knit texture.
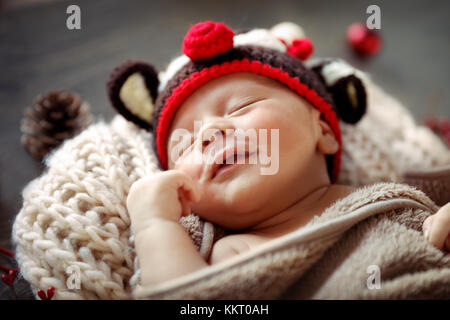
[182,21,235,61]
[12,116,215,299]
[287,38,314,60]
[12,78,450,299]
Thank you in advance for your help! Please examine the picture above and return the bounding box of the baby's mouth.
[208,147,254,180]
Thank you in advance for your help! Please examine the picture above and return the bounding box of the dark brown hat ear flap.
[307,58,367,124]
[327,74,366,124]
[107,60,160,130]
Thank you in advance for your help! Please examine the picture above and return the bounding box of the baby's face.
[167,72,336,230]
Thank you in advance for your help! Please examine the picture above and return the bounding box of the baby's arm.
[209,236,251,265]
[127,170,208,286]
[423,202,450,252]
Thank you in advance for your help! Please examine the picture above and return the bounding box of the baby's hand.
[423,202,450,252]
[126,170,202,236]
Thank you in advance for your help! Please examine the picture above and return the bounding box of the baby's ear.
[307,58,367,124]
[311,108,340,155]
[107,60,160,130]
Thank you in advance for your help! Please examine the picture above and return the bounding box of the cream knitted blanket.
[12,79,450,299]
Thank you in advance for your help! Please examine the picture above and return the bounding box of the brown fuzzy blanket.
[133,182,450,299]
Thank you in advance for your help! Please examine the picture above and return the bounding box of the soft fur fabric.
[12,78,450,299]
[134,183,450,299]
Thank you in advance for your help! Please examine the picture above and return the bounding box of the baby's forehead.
[196,72,285,99]
[181,73,285,108]
[171,74,271,115]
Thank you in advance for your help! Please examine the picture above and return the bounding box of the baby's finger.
[178,188,190,217]
[422,215,433,240]
[427,212,450,250]
[173,171,202,202]
[184,187,202,204]
[445,234,450,252]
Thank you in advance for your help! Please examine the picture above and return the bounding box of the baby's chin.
[193,204,263,230]
[192,165,273,227]
[209,164,264,201]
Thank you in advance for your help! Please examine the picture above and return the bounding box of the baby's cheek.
[246,110,298,147]
[247,108,293,132]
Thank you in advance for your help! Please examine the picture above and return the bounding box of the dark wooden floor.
[0,0,449,299]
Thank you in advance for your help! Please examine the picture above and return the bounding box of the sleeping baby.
[107,21,450,291]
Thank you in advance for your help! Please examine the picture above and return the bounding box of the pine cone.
[21,90,94,160]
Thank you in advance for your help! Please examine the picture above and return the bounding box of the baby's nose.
[202,128,225,151]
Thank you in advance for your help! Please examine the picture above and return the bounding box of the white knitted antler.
[233,21,306,52]
[270,22,305,46]
[233,29,286,52]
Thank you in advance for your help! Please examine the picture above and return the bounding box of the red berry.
[47,286,55,299]
[37,289,47,300]
[37,286,55,300]
[425,117,438,132]
[287,37,314,60]
[1,274,11,286]
[440,118,450,134]
[182,21,234,61]
[444,131,450,147]
[347,22,381,56]
[1,270,16,286]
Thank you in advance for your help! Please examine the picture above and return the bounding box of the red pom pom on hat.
[287,37,314,60]
[182,21,235,62]
[347,22,381,56]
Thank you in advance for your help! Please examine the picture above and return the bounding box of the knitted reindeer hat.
[107,21,368,182]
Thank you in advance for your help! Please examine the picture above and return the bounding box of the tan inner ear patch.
[119,72,154,123]
[346,82,358,109]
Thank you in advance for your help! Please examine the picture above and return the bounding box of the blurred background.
[0,0,449,299]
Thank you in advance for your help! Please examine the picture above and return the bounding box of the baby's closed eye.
[227,97,267,117]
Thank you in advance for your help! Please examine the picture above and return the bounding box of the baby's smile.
[170,122,280,181]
